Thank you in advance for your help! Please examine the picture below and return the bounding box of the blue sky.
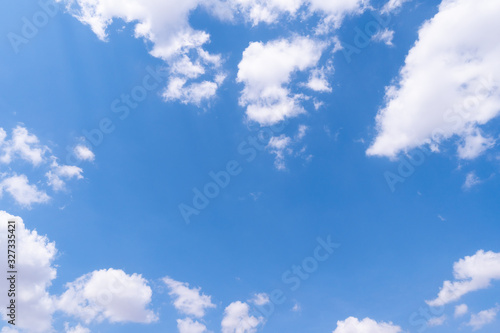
[1,0,500,332]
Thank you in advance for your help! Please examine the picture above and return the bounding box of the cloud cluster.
[0,211,156,332]
[0,126,92,208]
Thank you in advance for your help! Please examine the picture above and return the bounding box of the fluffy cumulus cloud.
[0,126,47,166]
[0,211,57,333]
[237,36,326,125]
[221,301,263,333]
[163,276,215,318]
[0,174,50,208]
[177,318,207,333]
[58,268,157,324]
[0,212,158,332]
[467,306,499,331]
[46,160,84,192]
[332,317,402,333]
[427,250,500,306]
[73,145,95,161]
[367,0,500,159]
[250,293,270,306]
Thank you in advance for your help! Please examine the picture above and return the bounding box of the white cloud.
[0,327,19,333]
[163,277,215,318]
[455,304,468,318]
[228,0,303,25]
[58,268,157,324]
[467,306,499,331]
[367,0,500,159]
[267,135,292,170]
[463,172,481,190]
[74,145,95,161]
[164,75,226,105]
[177,318,207,333]
[221,301,264,333]
[427,250,500,306]
[46,160,84,192]
[227,0,367,29]
[457,129,495,159]
[310,0,369,33]
[427,315,446,327]
[0,126,47,166]
[250,293,269,306]
[296,125,308,140]
[237,36,326,125]
[381,0,410,14]
[1,212,158,332]
[0,211,57,333]
[306,67,332,92]
[371,28,394,46]
[57,0,224,106]
[0,174,50,207]
[332,317,402,333]
[65,323,90,333]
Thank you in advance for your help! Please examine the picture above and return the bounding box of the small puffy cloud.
[237,36,326,125]
[467,306,499,331]
[455,304,468,318]
[0,211,57,333]
[164,75,226,105]
[427,250,500,306]
[463,172,481,190]
[58,269,157,324]
[306,68,332,92]
[163,276,215,318]
[74,145,95,161]
[0,174,50,207]
[381,0,410,14]
[221,301,264,333]
[64,323,90,333]
[46,160,84,192]
[427,315,446,327]
[332,317,402,333]
[177,318,207,333]
[0,126,47,166]
[250,293,270,306]
[371,28,394,46]
[367,0,500,159]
